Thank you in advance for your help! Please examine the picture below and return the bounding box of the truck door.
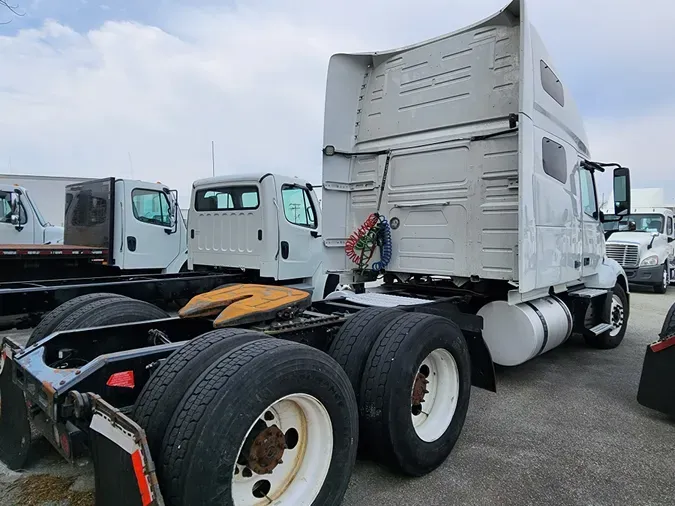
[119,180,183,271]
[0,189,35,244]
[579,164,604,279]
[276,183,323,282]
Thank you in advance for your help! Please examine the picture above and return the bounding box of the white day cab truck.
[0,183,65,245]
[0,1,636,505]
[602,188,675,293]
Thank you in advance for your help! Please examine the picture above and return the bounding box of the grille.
[606,244,639,267]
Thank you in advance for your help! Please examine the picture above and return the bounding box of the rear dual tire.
[328,309,472,476]
[136,337,358,506]
[131,328,264,458]
[358,312,471,476]
[27,293,131,346]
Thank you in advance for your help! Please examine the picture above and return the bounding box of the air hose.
[345,213,393,273]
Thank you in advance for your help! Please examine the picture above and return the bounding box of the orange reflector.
[131,449,153,506]
[59,433,71,457]
[106,371,135,389]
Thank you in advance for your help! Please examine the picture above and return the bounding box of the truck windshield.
[602,214,664,233]
[23,190,49,227]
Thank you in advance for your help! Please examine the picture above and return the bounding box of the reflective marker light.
[106,370,135,389]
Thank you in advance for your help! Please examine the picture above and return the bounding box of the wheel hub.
[611,304,623,326]
[411,372,429,406]
[247,425,286,475]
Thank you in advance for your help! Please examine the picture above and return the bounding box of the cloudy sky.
[1,0,674,207]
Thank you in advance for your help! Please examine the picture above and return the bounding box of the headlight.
[641,255,659,267]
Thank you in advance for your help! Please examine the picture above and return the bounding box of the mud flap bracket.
[87,394,165,506]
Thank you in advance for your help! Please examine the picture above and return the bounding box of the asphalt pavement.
[2,289,674,506]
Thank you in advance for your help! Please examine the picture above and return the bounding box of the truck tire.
[41,297,169,343]
[160,339,358,506]
[27,293,130,346]
[661,301,675,337]
[654,263,669,294]
[359,312,471,477]
[132,328,264,459]
[327,306,403,404]
[583,284,629,349]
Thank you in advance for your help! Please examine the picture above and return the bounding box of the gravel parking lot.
[2,289,674,506]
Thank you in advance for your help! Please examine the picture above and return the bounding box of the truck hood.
[606,232,656,247]
[44,225,64,245]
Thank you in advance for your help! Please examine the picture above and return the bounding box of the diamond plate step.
[588,323,614,336]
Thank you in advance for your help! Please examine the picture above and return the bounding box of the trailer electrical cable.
[372,215,392,272]
[345,213,393,273]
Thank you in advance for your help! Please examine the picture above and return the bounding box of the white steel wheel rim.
[232,393,333,506]
[609,294,625,337]
[410,348,459,443]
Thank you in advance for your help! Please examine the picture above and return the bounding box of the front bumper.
[624,265,663,285]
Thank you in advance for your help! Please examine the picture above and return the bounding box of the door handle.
[127,236,137,252]
[281,241,289,259]
[575,260,581,269]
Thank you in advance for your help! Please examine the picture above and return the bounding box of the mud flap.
[637,335,675,417]
[88,396,164,506]
[0,345,32,470]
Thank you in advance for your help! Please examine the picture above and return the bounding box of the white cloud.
[0,0,674,207]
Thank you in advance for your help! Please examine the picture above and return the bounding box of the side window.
[541,60,565,107]
[131,189,172,227]
[0,192,27,225]
[281,186,317,229]
[579,169,598,219]
[0,192,11,223]
[667,217,673,236]
[542,137,567,184]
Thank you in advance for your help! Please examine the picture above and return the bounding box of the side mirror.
[613,167,631,216]
[164,189,180,235]
[10,192,23,231]
[669,237,674,243]
[597,210,606,222]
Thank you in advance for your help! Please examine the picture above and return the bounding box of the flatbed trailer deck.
[0,244,107,256]
[0,244,110,282]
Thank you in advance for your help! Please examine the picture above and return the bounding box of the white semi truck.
[602,188,675,293]
[0,2,636,505]
[0,183,65,245]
